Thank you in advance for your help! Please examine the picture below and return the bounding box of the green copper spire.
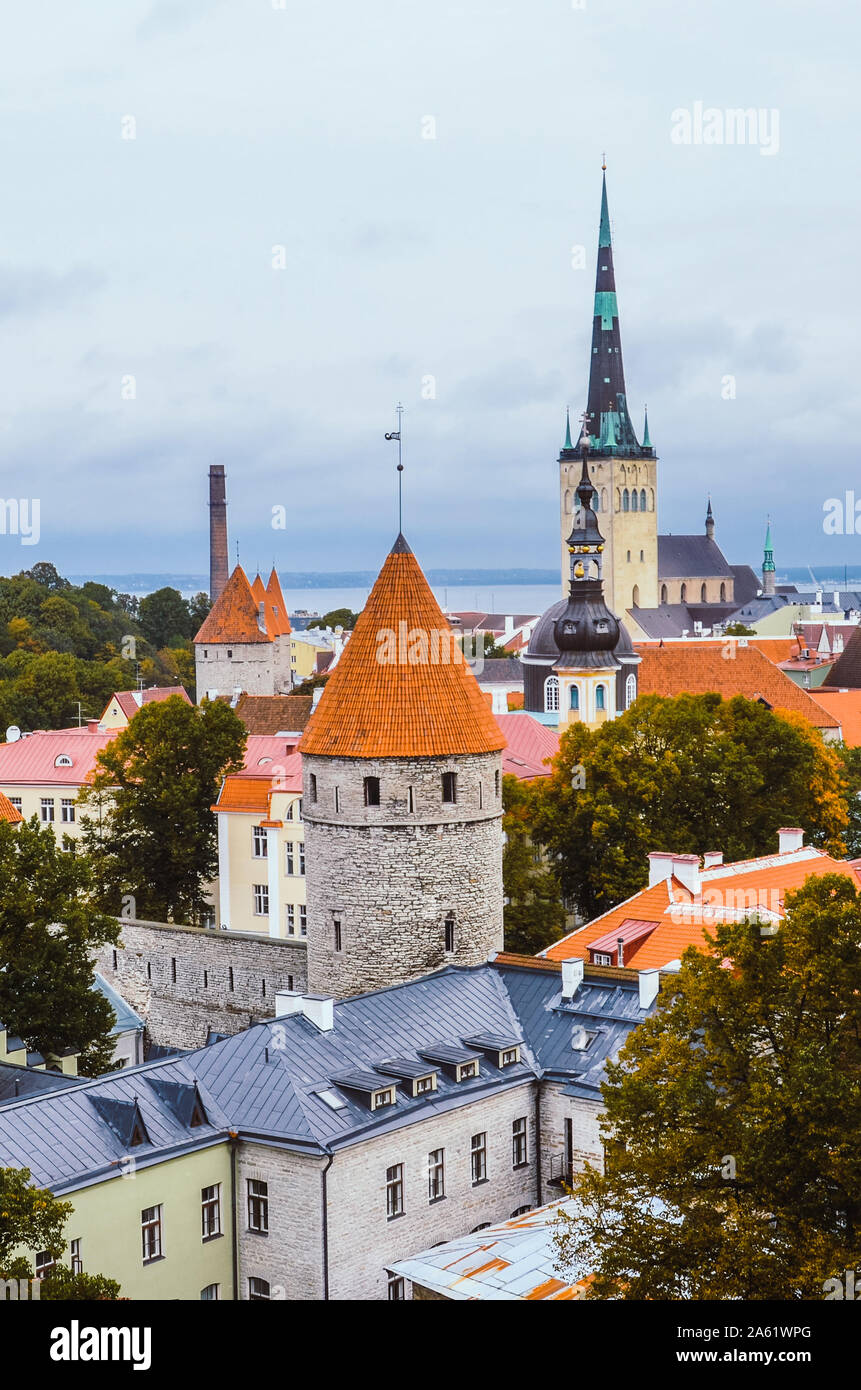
[564,408,572,449]
[763,520,775,572]
[598,169,611,249]
[642,405,651,449]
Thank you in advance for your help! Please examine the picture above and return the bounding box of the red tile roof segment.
[299,537,507,759]
[495,713,560,779]
[193,567,271,645]
[634,642,838,729]
[0,791,23,824]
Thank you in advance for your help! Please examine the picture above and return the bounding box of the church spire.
[762,519,775,596]
[642,405,651,449]
[583,166,641,456]
[564,407,573,450]
[705,496,714,541]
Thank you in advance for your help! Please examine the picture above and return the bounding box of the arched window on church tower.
[564,489,571,513]
[570,685,580,712]
[622,489,630,512]
[601,487,608,511]
[632,585,640,606]
[720,582,726,601]
[615,489,621,511]
[631,489,638,512]
[701,583,707,602]
[625,673,636,708]
[595,685,605,711]
[680,583,687,602]
[649,489,655,510]
[660,584,668,604]
[640,489,647,511]
[544,675,559,712]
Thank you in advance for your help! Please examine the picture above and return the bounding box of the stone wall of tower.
[303,751,504,997]
[560,453,658,614]
[195,633,293,703]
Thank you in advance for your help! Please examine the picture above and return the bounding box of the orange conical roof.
[299,535,506,758]
[265,568,292,636]
[194,566,271,645]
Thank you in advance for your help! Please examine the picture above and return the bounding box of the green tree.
[0,1168,121,1298]
[552,874,861,1299]
[187,591,211,632]
[722,621,757,636]
[81,697,246,926]
[138,587,192,650]
[502,775,566,954]
[307,608,358,630]
[532,693,850,920]
[0,820,119,1075]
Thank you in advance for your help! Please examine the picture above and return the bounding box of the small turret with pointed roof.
[554,424,620,667]
[762,519,776,596]
[705,496,715,541]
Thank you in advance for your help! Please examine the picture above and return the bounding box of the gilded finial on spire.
[601,151,606,171]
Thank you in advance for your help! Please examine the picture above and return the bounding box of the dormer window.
[456,1060,478,1081]
[464,1034,522,1069]
[372,1087,395,1110]
[54,754,73,767]
[414,1074,436,1096]
[500,1047,520,1067]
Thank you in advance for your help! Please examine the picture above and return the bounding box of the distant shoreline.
[67,569,563,590]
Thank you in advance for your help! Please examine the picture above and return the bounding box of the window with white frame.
[61,799,76,823]
[248,1277,270,1300]
[141,1205,163,1263]
[299,905,307,937]
[201,1184,221,1240]
[428,1148,445,1202]
[285,842,297,875]
[69,1238,82,1275]
[387,1273,406,1301]
[594,952,612,966]
[40,798,55,823]
[386,1164,404,1219]
[247,1179,269,1234]
[544,675,560,712]
[200,1284,219,1300]
[512,1116,528,1168]
[253,884,269,916]
[285,904,296,936]
[471,1132,487,1185]
[252,826,267,858]
[35,1250,55,1278]
[9,797,22,811]
[625,672,636,708]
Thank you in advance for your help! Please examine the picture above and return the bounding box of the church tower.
[299,533,506,998]
[762,520,776,596]
[559,167,658,616]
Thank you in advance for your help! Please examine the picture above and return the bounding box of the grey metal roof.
[375,1058,439,1080]
[476,658,524,685]
[0,962,651,1191]
[94,973,145,1036]
[730,565,761,606]
[0,1063,86,1107]
[657,535,734,579]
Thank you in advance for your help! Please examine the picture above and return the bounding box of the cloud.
[137,0,228,40]
[0,266,105,320]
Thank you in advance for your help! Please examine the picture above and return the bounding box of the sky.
[0,0,859,577]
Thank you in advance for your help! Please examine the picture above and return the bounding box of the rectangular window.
[363,775,380,806]
[61,798,76,823]
[247,1179,269,1234]
[141,1205,163,1263]
[428,1148,445,1202]
[203,969,209,989]
[35,1250,55,1278]
[444,918,455,953]
[386,1164,404,1219]
[407,786,414,813]
[69,1239,82,1275]
[457,1060,478,1081]
[334,785,340,813]
[512,1117,528,1168]
[471,1132,487,1185]
[479,781,483,809]
[500,1047,520,1067]
[594,952,612,966]
[299,906,307,937]
[200,1284,219,1300]
[441,772,457,804]
[248,1277,270,1300]
[373,1088,395,1109]
[252,826,268,858]
[201,1184,221,1240]
[253,884,269,916]
[228,966,234,992]
[334,919,342,952]
[387,1274,406,1301]
[170,957,176,983]
[296,798,303,820]
[495,769,500,797]
[285,843,295,875]
[40,798,55,823]
[286,904,295,936]
[298,842,305,876]
[309,774,317,803]
[9,796,22,811]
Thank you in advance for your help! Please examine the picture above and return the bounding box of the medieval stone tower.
[559,167,658,615]
[299,533,506,998]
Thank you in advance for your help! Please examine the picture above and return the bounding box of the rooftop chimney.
[703,851,723,869]
[208,465,228,604]
[560,958,584,1001]
[85,719,99,734]
[778,827,804,855]
[671,854,701,897]
[648,851,676,887]
[616,936,625,966]
[274,991,334,1032]
[639,969,660,1009]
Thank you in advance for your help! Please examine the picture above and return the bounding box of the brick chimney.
[209,465,228,603]
[778,827,804,854]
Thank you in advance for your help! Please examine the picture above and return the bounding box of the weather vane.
[385,403,405,533]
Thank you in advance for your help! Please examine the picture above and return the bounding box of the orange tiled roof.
[265,569,292,636]
[233,694,313,735]
[0,791,23,824]
[544,847,861,969]
[299,536,506,758]
[194,567,271,646]
[810,689,861,747]
[635,642,839,729]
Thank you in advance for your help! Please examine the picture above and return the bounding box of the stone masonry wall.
[96,918,307,1052]
[304,752,504,996]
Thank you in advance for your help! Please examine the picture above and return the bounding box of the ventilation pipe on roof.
[616,937,625,966]
[778,827,804,854]
[638,969,660,1009]
[85,719,99,733]
[274,991,334,1032]
[703,851,723,869]
[560,958,584,1001]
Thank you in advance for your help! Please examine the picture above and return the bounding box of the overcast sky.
[1,0,859,578]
